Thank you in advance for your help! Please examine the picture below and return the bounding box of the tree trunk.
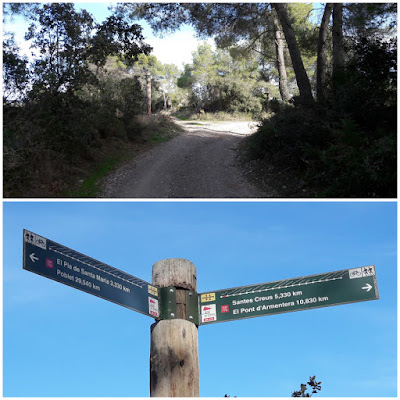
[146,70,152,115]
[272,3,314,105]
[316,3,333,103]
[273,13,290,102]
[332,3,345,80]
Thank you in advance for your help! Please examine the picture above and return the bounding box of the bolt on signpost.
[23,230,379,397]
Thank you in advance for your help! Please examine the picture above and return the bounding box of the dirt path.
[100,119,278,198]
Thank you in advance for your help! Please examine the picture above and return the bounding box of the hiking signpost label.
[23,229,380,396]
[198,267,379,325]
[23,229,159,318]
[23,229,379,325]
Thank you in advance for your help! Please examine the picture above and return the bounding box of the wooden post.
[150,259,200,397]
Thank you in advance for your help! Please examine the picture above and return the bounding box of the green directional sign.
[23,230,160,318]
[198,266,379,325]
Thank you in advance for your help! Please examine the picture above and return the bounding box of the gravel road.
[100,119,276,198]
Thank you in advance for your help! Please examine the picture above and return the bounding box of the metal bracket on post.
[159,286,177,320]
[159,286,199,325]
[186,290,199,326]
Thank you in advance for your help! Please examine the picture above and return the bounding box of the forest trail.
[100,118,278,198]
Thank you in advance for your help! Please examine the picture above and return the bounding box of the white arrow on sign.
[29,253,39,263]
[362,283,372,292]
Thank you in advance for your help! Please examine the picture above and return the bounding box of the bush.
[248,105,333,166]
[204,78,263,115]
[127,114,182,142]
[334,36,397,132]
[246,35,396,198]
[317,122,396,197]
[246,104,396,197]
[4,72,154,197]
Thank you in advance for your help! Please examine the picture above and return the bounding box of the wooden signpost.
[23,230,379,397]
[150,259,199,397]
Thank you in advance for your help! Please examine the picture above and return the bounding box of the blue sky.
[3,201,397,397]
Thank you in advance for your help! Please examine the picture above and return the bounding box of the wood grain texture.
[150,259,199,397]
[150,320,199,397]
[152,258,197,291]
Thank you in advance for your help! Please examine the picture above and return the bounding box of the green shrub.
[246,104,396,198]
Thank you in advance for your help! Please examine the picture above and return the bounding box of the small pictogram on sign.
[148,285,158,296]
[201,304,217,323]
[362,266,375,277]
[149,297,159,318]
[201,293,216,302]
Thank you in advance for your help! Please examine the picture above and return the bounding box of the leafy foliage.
[179,43,264,114]
[22,3,151,98]
[131,54,186,111]
[244,6,397,198]
[2,33,29,101]
[25,4,96,95]
[90,15,152,68]
[335,36,397,129]
[246,101,396,198]
[292,376,322,397]
[2,3,155,197]
[119,3,317,102]
[344,3,397,39]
